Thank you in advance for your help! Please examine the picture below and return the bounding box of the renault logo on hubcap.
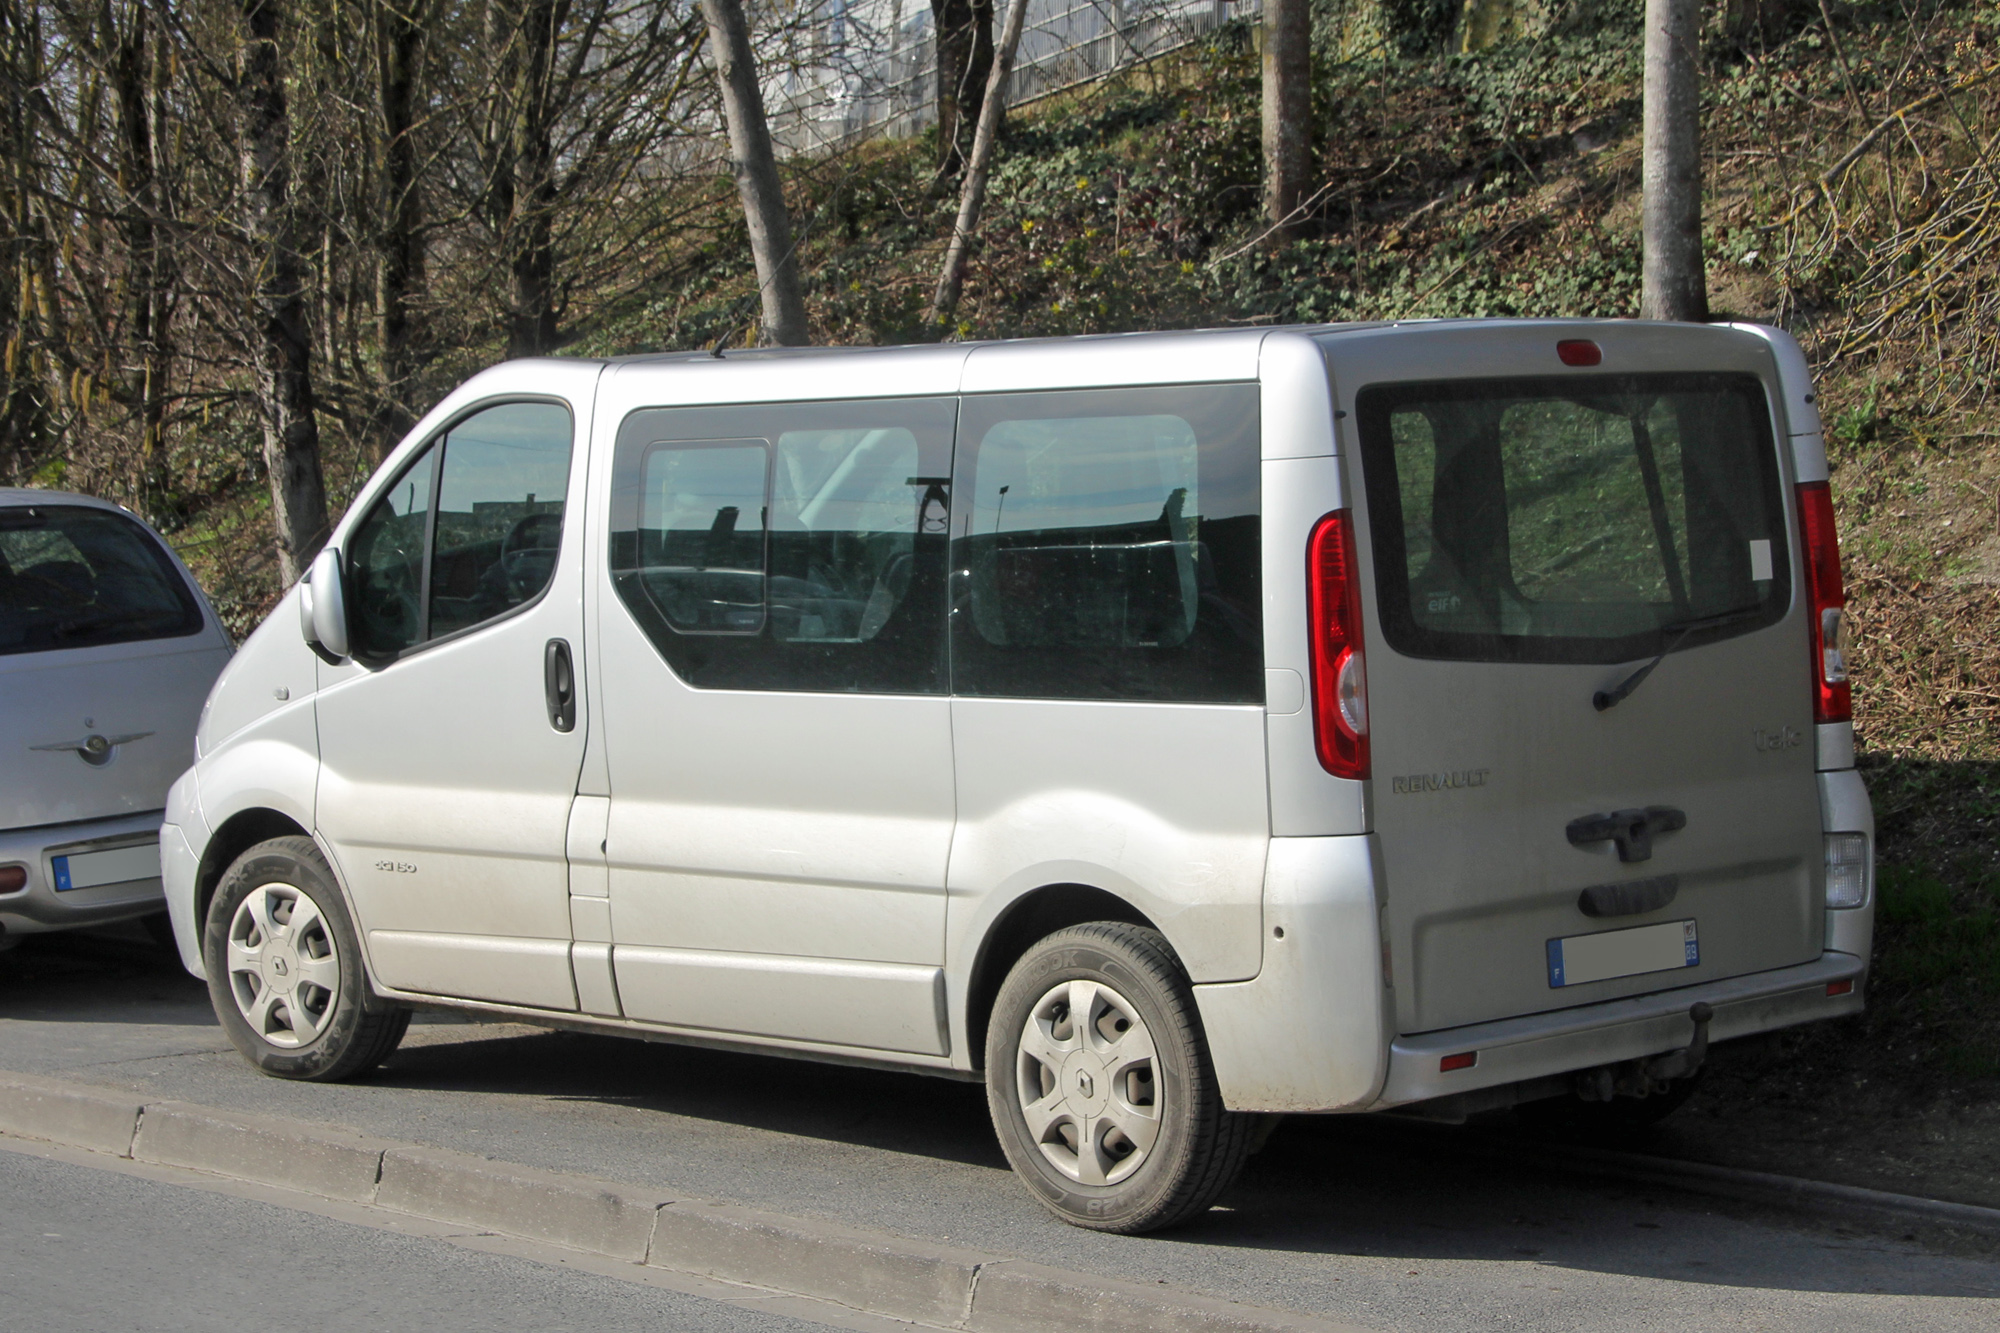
[272,958,289,976]
[1075,1070,1094,1097]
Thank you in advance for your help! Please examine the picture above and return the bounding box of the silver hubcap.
[226,883,340,1048]
[1016,979,1162,1186]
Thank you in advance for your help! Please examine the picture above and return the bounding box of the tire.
[202,836,410,1081]
[984,922,1254,1233]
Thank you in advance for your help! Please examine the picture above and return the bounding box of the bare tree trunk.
[929,0,992,177]
[1261,0,1311,236]
[374,0,429,456]
[701,0,807,346]
[113,0,174,509]
[925,0,1028,330]
[1641,0,1707,322]
[503,0,561,358]
[240,0,329,583]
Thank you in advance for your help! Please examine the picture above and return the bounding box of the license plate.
[1547,918,1699,988]
[50,841,161,892]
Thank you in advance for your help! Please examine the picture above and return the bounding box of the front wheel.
[985,922,1254,1233]
[203,836,409,1081]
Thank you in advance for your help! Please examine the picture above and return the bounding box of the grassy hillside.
[179,0,1998,1182]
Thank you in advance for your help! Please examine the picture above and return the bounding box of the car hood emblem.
[30,732,154,767]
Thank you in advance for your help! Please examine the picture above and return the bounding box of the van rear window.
[0,504,203,656]
[1355,374,1790,664]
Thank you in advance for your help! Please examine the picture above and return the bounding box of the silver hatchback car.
[1,490,231,944]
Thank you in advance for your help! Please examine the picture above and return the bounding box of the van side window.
[609,397,955,694]
[950,384,1262,704]
[348,445,436,660]
[427,403,574,640]
[346,400,573,663]
[1358,373,1789,664]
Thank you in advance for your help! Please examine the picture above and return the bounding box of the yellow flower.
[1181,260,1196,275]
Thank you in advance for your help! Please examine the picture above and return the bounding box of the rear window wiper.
[1593,604,1768,712]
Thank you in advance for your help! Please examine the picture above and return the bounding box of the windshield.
[0,504,204,656]
[1356,373,1790,664]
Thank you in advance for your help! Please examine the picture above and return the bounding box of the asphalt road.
[4,926,1999,1333]
[0,1147,838,1333]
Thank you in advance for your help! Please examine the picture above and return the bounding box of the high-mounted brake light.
[1307,511,1369,779]
[1796,481,1851,724]
[1557,339,1602,367]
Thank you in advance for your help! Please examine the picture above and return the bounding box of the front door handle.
[1567,806,1685,863]
[544,638,576,733]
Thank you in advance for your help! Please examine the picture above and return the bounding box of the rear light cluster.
[1796,481,1852,724]
[1825,832,1869,909]
[1307,512,1369,779]
[0,865,25,894]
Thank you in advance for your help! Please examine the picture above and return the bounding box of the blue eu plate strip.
[51,855,72,891]
[1546,937,1565,988]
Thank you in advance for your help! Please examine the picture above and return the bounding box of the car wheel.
[203,835,409,1081]
[985,921,1254,1233]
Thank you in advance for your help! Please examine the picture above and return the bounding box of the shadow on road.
[4,931,1996,1305]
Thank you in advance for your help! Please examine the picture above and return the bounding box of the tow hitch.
[1575,1002,1713,1101]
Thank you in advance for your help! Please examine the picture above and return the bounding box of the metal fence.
[767,0,1264,155]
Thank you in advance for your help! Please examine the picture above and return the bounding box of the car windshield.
[1355,373,1792,665]
[0,504,203,656]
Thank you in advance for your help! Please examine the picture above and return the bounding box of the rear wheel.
[203,836,409,1081]
[985,922,1253,1233]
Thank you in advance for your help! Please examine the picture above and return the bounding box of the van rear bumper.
[1370,950,1865,1110]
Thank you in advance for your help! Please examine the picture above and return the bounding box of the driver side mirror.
[300,546,350,663]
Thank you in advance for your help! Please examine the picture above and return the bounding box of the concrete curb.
[0,1071,142,1156]
[134,1101,397,1203]
[1353,1115,2000,1243]
[378,1146,671,1263]
[648,1198,993,1326]
[0,1069,1364,1333]
[1535,1139,2000,1236]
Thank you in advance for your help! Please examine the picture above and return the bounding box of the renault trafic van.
[163,322,1874,1233]
[3,489,231,944]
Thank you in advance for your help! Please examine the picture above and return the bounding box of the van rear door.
[1338,327,1822,1035]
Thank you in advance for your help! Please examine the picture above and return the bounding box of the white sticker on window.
[1749,539,1774,582]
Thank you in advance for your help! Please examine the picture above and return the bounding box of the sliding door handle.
[544,638,577,733]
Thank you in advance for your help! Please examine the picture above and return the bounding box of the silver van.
[163,322,1874,1233]
[3,490,231,944]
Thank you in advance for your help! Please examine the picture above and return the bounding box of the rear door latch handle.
[544,638,576,733]
[1567,806,1686,863]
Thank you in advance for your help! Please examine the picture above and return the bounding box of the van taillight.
[1796,482,1851,724]
[1307,511,1369,779]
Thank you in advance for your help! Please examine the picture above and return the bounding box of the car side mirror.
[301,546,350,663]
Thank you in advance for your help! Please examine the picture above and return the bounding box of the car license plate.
[1547,918,1698,988]
[50,841,161,892]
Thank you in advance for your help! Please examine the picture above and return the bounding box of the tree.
[925,0,1028,329]
[1641,0,1707,321]
[371,0,431,459]
[1261,0,1310,236]
[702,0,808,345]
[930,0,992,177]
[239,0,331,581]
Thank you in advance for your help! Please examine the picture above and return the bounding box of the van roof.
[552,317,1769,372]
